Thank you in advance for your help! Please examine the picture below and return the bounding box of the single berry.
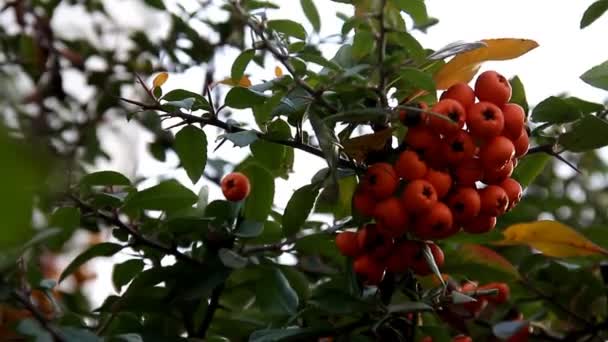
[221,172,251,201]
[475,70,512,106]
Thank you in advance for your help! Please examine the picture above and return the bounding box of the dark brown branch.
[527,144,581,174]
[11,290,66,342]
[195,283,225,338]
[70,195,203,267]
[376,0,388,108]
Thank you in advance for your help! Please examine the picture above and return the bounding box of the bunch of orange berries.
[336,70,529,284]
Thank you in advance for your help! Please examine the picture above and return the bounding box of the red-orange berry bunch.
[339,70,528,284]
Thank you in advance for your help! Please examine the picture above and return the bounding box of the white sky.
[44,0,608,306]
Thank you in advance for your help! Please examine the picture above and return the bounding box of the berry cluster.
[338,70,529,284]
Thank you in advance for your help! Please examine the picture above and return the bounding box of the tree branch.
[11,290,66,342]
[376,0,388,108]
[195,283,225,338]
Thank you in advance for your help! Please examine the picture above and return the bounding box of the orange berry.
[441,82,476,109]
[447,187,481,223]
[221,172,251,201]
[500,178,523,211]
[335,231,361,257]
[483,160,514,185]
[475,70,512,106]
[424,169,452,198]
[386,240,417,273]
[466,102,505,140]
[353,254,385,285]
[459,282,486,316]
[479,185,509,216]
[401,179,438,214]
[360,163,398,199]
[428,99,466,135]
[444,130,476,165]
[357,224,394,259]
[453,158,484,186]
[395,150,428,181]
[513,128,530,158]
[373,198,409,237]
[452,335,473,342]
[479,136,515,170]
[501,103,526,140]
[400,102,428,127]
[479,282,510,304]
[463,214,497,234]
[353,190,376,217]
[405,127,442,158]
[506,321,530,342]
[413,202,456,239]
[410,242,445,276]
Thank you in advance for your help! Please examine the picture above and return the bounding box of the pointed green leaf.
[60,243,124,282]
[560,114,608,151]
[241,164,275,221]
[231,49,256,82]
[581,0,608,28]
[282,184,320,236]
[225,87,269,109]
[267,20,307,40]
[256,267,299,316]
[300,0,321,32]
[113,259,145,292]
[581,59,608,91]
[124,180,198,212]
[80,171,131,188]
[174,125,207,183]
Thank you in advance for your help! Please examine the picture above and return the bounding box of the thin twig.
[195,283,225,338]
[11,290,66,342]
[376,0,388,108]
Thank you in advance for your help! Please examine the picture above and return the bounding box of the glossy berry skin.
[335,231,361,258]
[401,179,438,214]
[413,202,456,239]
[463,214,497,234]
[513,129,530,158]
[353,254,385,285]
[467,102,505,140]
[374,198,409,237]
[479,136,515,170]
[353,190,376,217]
[400,102,428,127]
[475,70,512,106]
[483,160,514,185]
[361,163,398,199]
[447,187,481,223]
[411,242,445,276]
[444,130,476,165]
[357,224,394,259]
[424,169,452,198]
[500,178,523,211]
[501,103,526,140]
[395,150,428,181]
[479,282,510,304]
[441,82,476,109]
[386,240,418,273]
[452,335,473,342]
[429,99,467,135]
[453,158,484,186]
[221,172,251,201]
[479,185,509,216]
[405,127,442,159]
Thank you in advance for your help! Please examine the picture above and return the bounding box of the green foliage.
[581,0,608,28]
[174,125,208,183]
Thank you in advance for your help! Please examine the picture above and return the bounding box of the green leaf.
[300,0,321,32]
[391,0,432,29]
[509,76,529,115]
[161,89,210,111]
[113,259,145,292]
[248,220,282,244]
[60,327,102,342]
[241,164,275,222]
[581,0,608,28]
[231,49,256,82]
[315,175,357,219]
[399,67,436,91]
[282,184,320,236]
[256,267,299,316]
[174,125,207,184]
[352,30,375,59]
[581,59,608,91]
[225,87,268,109]
[250,119,293,177]
[124,180,198,212]
[564,97,604,114]
[235,220,264,238]
[250,327,326,342]
[531,96,581,124]
[80,171,131,187]
[220,130,259,147]
[60,242,124,282]
[47,207,80,249]
[218,248,248,269]
[267,20,307,40]
[560,114,608,151]
[512,153,551,188]
[144,0,166,10]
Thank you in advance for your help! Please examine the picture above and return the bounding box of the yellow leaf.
[433,38,539,89]
[217,76,252,87]
[342,128,394,163]
[496,220,608,257]
[275,66,283,77]
[152,72,169,88]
